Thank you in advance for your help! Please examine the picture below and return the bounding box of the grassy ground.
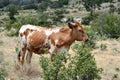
[0,30,120,80]
[93,39,120,80]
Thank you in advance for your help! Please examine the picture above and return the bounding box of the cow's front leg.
[49,45,57,61]
[26,49,33,64]
[18,45,26,65]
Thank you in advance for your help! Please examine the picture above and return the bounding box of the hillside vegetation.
[0,0,120,80]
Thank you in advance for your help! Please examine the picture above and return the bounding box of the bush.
[23,4,38,10]
[0,71,5,80]
[117,8,120,14]
[38,1,48,12]
[0,64,6,80]
[82,12,99,25]
[40,43,102,80]
[85,29,96,48]
[91,13,120,38]
[8,4,18,21]
[109,4,116,13]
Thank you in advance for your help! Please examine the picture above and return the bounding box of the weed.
[112,74,118,79]
[0,40,3,45]
[115,68,120,72]
[100,44,107,50]
[16,77,24,80]
[0,52,3,63]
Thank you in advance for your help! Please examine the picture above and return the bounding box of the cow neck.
[67,28,76,46]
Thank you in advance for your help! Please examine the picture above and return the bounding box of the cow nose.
[85,38,89,43]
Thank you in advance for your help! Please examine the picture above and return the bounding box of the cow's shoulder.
[59,28,71,33]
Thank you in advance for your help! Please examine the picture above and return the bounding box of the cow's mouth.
[85,38,89,43]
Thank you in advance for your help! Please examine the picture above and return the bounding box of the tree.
[49,0,69,9]
[38,1,48,12]
[8,5,18,21]
[82,0,113,16]
[59,0,69,6]
[109,4,116,13]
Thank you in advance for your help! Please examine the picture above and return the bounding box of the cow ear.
[68,23,73,29]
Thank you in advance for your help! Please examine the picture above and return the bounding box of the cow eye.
[79,30,83,33]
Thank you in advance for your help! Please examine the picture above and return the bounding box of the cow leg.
[26,49,33,64]
[49,45,57,61]
[18,45,27,65]
[50,53,55,61]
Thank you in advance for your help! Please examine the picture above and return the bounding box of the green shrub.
[0,65,6,80]
[40,43,102,80]
[85,27,97,48]
[100,44,107,50]
[0,71,5,80]
[8,4,18,21]
[23,4,37,10]
[16,77,24,80]
[117,8,120,14]
[3,18,12,30]
[91,13,120,38]
[109,4,116,13]
[18,15,39,25]
[82,12,99,25]
[0,40,3,45]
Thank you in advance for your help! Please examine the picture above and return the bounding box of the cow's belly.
[30,44,50,54]
[33,47,49,54]
[57,46,68,53]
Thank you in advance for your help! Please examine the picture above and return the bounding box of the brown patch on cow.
[28,31,49,54]
[28,31,46,47]
[60,28,70,33]
[24,29,35,38]
[20,33,23,37]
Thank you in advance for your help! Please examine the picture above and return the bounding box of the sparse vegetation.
[100,44,107,50]
[0,70,5,80]
[0,67,7,78]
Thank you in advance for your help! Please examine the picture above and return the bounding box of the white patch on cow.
[19,24,37,33]
[49,39,56,54]
[44,28,60,36]
[71,23,76,26]
[59,46,67,53]
[43,37,49,45]
[22,35,27,44]
[19,34,27,51]
[55,39,58,45]
[49,44,56,54]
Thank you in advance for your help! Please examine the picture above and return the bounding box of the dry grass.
[0,31,43,80]
[92,39,120,80]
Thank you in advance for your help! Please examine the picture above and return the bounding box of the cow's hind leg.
[26,49,33,64]
[18,45,27,65]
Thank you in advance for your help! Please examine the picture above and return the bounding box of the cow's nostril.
[85,38,89,43]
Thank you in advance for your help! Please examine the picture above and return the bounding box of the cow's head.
[68,22,89,42]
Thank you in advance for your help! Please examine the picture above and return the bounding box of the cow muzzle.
[85,38,90,43]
